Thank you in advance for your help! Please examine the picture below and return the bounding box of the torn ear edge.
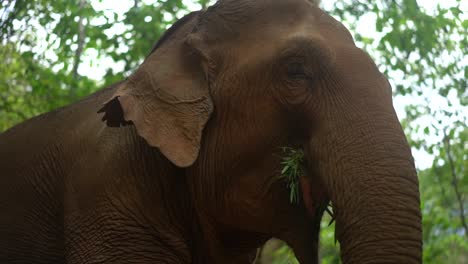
[97,96,133,128]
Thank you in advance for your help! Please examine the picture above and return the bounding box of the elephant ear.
[98,13,213,168]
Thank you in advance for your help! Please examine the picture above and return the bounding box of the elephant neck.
[111,126,253,263]
[93,128,196,263]
[188,215,261,263]
[121,140,252,263]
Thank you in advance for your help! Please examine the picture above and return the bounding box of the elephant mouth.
[299,175,327,219]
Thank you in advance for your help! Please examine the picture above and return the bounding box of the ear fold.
[98,21,213,168]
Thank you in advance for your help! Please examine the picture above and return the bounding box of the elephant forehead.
[198,0,316,39]
[198,0,354,59]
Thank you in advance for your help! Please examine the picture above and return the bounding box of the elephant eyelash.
[281,55,315,82]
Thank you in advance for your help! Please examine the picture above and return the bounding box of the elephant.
[0,0,422,263]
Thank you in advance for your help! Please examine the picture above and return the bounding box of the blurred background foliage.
[0,0,466,263]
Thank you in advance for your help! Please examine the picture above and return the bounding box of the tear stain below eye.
[299,176,326,219]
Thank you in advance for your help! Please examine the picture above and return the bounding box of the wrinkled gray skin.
[0,0,422,263]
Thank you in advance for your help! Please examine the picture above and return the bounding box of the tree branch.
[0,0,17,41]
[433,167,450,208]
[71,0,87,97]
[443,130,468,238]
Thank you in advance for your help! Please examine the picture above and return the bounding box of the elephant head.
[100,0,422,262]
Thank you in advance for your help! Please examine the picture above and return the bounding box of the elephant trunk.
[332,133,421,263]
[304,54,422,262]
[306,115,422,263]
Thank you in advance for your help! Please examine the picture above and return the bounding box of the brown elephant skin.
[0,0,422,263]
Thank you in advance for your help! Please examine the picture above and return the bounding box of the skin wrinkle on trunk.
[304,45,422,263]
[317,108,422,260]
[333,168,421,263]
[325,132,422,263]
[443,130,468,238]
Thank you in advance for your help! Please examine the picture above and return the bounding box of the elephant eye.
[286,62,308,79]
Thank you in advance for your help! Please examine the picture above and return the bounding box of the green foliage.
[419,126,468,263]
[280,147,304,204]
[319,214,341,264]
[0,0,208,130]
[346,2,468,262]
[0,0,466,263]
[271,245,300,264]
